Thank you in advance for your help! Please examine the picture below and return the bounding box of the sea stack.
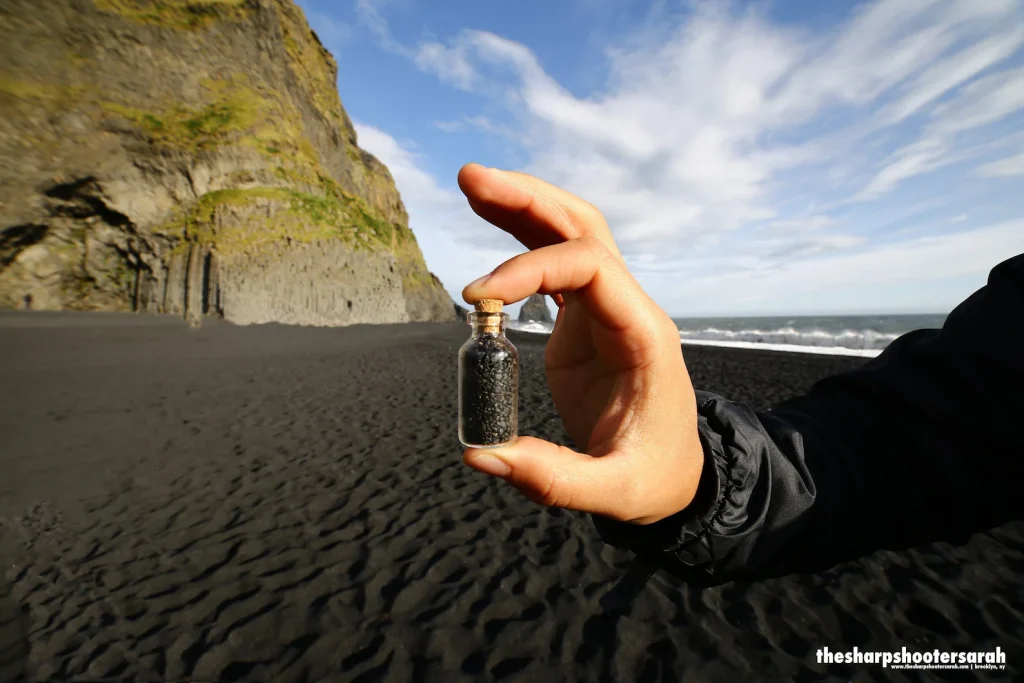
[518,293,552,323]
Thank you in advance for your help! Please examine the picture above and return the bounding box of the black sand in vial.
[459,335,518,447]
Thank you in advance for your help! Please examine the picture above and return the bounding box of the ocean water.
[506,313,948,358]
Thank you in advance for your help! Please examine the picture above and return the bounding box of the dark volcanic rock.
[0,0,455,326]
[518,293,552,323]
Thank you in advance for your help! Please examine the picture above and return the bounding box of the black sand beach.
[1,312,1021,682]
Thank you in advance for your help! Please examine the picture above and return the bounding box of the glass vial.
[459,299,519,449]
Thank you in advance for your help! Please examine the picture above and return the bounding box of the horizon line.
[665,311,950,319]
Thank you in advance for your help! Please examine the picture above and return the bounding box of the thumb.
[463,436,638,522]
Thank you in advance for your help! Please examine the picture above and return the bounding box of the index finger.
[457,164,625,263]
[464,236,663,369]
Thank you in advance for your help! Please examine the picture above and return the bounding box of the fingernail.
[466,273,492,289]
[467,453,511,477]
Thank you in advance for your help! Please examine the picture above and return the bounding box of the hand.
[458,164,704,525]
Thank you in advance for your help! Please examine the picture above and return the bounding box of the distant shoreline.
[507,321,889,358]
[0,310,888,358]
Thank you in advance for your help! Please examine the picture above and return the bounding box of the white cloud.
[399,1,1021,258]
[648,219,1024,315]
[759,216,838,235]
[433,115,522,142]
[350,127,516,254]
[854,137,950,201]
[415,41,477,89]
[879,27,1024,124]
[854,66,1024,198]
[763,234,867,261]
[976,152,1024,176]
[354,0,395,46]
[930,67,1024,133]
[353,125,456,214]
[353,124,505,250]
[349,0,1024,314]
[433,120,464,133]
[352,123,523,306]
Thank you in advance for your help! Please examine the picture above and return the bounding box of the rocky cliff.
[0,0,455,326]
[519,293,552,323]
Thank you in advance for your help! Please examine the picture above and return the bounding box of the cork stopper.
[474,299,503,313]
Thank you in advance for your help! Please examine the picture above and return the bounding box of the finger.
[463,437,638,521]
[458,164,624,262]
[462,237,659,364]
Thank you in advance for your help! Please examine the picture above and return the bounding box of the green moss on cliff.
[98,69,349,221]
[111,258,137,294]
[0,77,61,100]
[0,75,88,109]
[273,1,343,123]
[249,116,321,171]
[401,269,433,290]
[357,205,394,246]
[165,185,398,255]
[93,0,345,127]
[392,223,435,290]
[101,76,261,152]
[189,188,292,226]
[92,0,252,29]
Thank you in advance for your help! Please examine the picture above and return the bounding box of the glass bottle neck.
[469,311,507,336]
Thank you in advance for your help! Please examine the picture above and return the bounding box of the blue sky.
[298,0,1024,317]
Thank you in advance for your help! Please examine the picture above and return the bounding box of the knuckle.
[658,316,683,345]
[576,234,610,261]
[533,469,560,507]
[609,475,642,522]
[532,448,576,509]
[579,200,606,226]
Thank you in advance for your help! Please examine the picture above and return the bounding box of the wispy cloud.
[930,67,1024,133]
[653,219,1024,315]
[415,41,477,89]
[976,151,1024,176]
[328,0,1024,314]
[433,115,524,142]
[432,120,464,133]
[352,123,522,297]
[853,137,951,201]
[395,2,1020,253]
[877,27,1024,125]
[854,66,1024,199]
[354,0,397,48]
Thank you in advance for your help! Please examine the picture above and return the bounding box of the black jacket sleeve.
[594,252,1024,585]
